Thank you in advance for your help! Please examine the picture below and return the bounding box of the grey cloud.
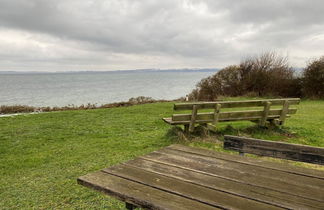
[0,0,323,71]
[0,0,232,57]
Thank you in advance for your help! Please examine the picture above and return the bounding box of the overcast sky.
[0,0,324,72]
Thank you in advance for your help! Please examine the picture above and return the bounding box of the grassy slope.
[0,100,323,209]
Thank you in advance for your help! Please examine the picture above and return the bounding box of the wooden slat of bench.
[102,164,281,210]
[162,117,173,124]
[172,109,297,122]
[141,149,324,202]
[77,171,218,210]
[164,115,291,125]
[168,144,324,179]
[174,98,300,110]
[224,135,324,165]
[123,158,324,209]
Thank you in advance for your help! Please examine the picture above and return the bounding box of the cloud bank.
[0,0,324,71]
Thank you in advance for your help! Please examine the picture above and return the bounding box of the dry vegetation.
[189,52,323,101]
[0,96,179,115]
[302,56,324,98]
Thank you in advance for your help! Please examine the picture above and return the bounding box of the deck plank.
[158,147,324,189]
[123,158,324,209]
[102,164,282,210]
[141,149,324,202]
[78,144,324,209]
[77,171,218,210]
[168,144,324,179]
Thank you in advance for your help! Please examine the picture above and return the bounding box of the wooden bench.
[163,98,300,133]
[224,135,324,165]
[78,144,324,209]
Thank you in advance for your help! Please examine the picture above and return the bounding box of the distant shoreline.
[0,96,183,115]
[0,68,218,74]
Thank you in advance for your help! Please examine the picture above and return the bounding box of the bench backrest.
[174,98,300,110]
[224,135,324,165]
[171,98,300,125]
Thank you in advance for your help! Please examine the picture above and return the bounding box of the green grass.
[1,100,324,209]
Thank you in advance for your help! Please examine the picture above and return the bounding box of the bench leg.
[125,202,135,210]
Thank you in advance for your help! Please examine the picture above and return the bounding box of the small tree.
[239,52,295,97]
[303,56,324,98]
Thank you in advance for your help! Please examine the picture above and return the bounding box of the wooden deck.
[78,144,324,210]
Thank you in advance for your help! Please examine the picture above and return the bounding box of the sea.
[0,70,216,107]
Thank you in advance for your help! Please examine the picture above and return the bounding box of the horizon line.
[0,68,220,74]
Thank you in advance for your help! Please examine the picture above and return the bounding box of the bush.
[239,52,297,97]
[128,96,155,104]
[0,96,177,115]
[0,105,35,114]
[302,56,324,98]
[188,65,241,101]
[189,52,301,101]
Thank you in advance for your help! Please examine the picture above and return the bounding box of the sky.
[0,0,324,72]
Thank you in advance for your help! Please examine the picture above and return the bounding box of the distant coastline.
[0,96,179,115]
[0,68,219,74]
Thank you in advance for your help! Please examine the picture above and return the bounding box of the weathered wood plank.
[207,104,222,131]
[164,99,300,131]
[259,101,271,126]
[189,105,198,132]
[171,108,297,123]
[155,148,324,190]
[77,171,218,210]
[213,103,222,125]
[162,117,172,124]
[165,115,292,125]
[78,144,324,209]
[102,164,282,210]
[168,144,324,179]
[141,149,324,201]
[124,158,324,209]
[224,135,324,165]
[279,100,289,125]
[174,98,300,110]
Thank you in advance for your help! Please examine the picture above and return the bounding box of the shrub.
[128,96,155,104]
[302,56,324,98]
[239,52,296,97]
[0,96,177,115]
[0,105,35,114]
[189,52,300,101]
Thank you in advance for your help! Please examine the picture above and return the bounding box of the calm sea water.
[0,70,214,107]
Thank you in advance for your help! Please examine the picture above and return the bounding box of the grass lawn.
[1,99,324,209]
